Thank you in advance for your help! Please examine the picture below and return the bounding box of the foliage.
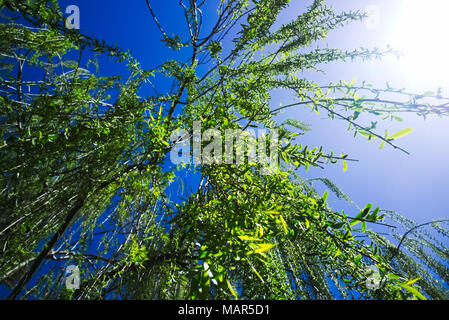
[0,0,448,300]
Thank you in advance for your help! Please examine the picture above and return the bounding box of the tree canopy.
[0,0,448,300]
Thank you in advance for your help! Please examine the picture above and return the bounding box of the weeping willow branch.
[390,219,449,260]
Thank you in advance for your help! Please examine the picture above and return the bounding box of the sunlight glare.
[390,0,449,86]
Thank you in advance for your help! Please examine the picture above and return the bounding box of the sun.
[389,0,449,87]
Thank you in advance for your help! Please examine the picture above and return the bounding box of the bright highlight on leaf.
[400,284,427,300]
[279,215,288,233]
[388,128,414,140]
[342,159,348,172]
[247,243,277,255]
[238,235,262,242]
[226,279,239,297]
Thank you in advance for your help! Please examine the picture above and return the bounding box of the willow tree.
[1,0,448,300]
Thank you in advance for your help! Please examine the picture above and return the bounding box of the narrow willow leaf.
[247,243,277,255]
[279,215,288,233]
[249,263,264,283]
[238,235,262,242]
[405,277,421,286]
[349,219,360,227]
[322,190,329,202]
[226,280,238,297]
[400,284,427,300]
[388,128,414,140]
[358,131,374,139]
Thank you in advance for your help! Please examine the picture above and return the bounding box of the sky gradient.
[54,0,449,225]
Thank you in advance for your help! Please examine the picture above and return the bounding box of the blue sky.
[275,0,449,226]
[56,0,449,226]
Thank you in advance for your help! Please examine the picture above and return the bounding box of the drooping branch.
[390,219,449,260]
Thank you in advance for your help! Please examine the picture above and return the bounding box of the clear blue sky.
[56,0,449,224]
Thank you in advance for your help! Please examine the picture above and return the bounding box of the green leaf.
[342,159,348,172]
[278,215,288,233]
[349,78,356,87]
[238,235,262,242]
[249,263,264,283]
[203,262,214,279]
[332,222,346,229]
[358,131,374,139]
[388,128,414,140]
[405,277,421,286]
[357,204,372,218]
[322,190,329,202]
[247,243,277,255]
[400,284,427,300]
[227,279,238,298]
